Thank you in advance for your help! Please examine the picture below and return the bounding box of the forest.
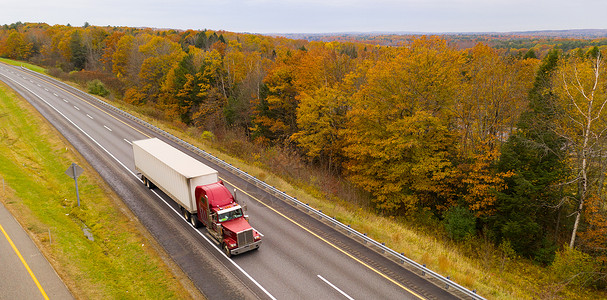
[1,22,607,290]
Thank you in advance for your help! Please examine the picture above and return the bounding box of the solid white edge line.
[0,72,277,300]
[317,275,355,300]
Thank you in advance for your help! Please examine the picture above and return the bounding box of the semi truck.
[132,138,261,257]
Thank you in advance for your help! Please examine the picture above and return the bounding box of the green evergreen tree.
[493,49,568,263]
[195,31,208,49]
[70,30,87,70]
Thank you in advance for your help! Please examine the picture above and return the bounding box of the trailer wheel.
[223,244,231,258]
[183,209,190,221]
[190,214,200,228]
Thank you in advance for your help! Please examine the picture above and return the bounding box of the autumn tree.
[342,37,462,211]
[137,35,186,101]
[0,30,33,60]
[292,86,350,172]
[112,34,135,80]
[160,54,198,123]
[291,43,358,172]
[452,43,537,214]
[553,47,607,249]
[101,31,125,73]
[251,48,304,143]
[192,49,232,129]
[82,26,108,71]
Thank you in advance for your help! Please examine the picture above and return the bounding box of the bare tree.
[554,48,607,249]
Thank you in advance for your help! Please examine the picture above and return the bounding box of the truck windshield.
[218,208,243,222]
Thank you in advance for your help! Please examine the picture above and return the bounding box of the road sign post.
[65,163,83,206]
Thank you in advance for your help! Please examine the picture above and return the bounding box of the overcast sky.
[3,0,607,34]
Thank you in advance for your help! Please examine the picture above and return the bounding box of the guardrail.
[20,66,485,300]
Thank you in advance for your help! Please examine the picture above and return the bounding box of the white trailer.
[132,138,218,213]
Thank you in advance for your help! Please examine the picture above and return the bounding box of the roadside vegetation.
[0,81,199,299]
[2,21,607,299]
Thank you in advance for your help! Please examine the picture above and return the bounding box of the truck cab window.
[218,208,243,223]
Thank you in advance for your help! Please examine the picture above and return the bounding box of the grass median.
[0,81,200,298]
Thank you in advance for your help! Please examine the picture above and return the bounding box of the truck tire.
[190,214,200,228]
[183,208,190,221]
[223,244,231,258]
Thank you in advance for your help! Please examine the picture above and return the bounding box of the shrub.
[87,79,109,97]
[201,131,215,141]
[551,247,598,288]
[443,206,476,241]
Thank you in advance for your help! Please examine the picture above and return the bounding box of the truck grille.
[237,229,254,246]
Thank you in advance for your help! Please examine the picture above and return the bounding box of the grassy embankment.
[0,66,200,298]
[3,57,603,299]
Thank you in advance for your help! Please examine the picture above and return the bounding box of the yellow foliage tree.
[342,37,461,211]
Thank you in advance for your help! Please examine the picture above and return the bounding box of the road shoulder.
[0,201,73,300]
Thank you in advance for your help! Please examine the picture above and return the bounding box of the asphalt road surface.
[0,62,463,300]
[0,201,73,300]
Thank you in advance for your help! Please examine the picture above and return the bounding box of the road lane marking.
[63,99,68,103]
[224,178,425,299]
[104,125,113,132]
[73,106,80,111]
[86,114,93,119]
[0,224,50,300]
[318,275,355,300]
[123,139,132,145]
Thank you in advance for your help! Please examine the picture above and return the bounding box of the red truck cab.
[194,181,261,257]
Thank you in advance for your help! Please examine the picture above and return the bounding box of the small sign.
[65,163,83,206]
[65,163,83,180]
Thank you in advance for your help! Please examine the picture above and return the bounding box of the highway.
[0,62,460,300]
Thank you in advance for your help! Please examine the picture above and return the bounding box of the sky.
[2,0,607,34]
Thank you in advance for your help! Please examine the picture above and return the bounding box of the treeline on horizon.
[1,22,606,285]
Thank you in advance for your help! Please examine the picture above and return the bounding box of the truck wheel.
[183,209,190,221]
[190,214,200,228]
[223,244,231,258]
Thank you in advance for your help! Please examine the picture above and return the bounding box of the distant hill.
[275,29,607,40]
[270,29,607,50]
[501,29,607,38]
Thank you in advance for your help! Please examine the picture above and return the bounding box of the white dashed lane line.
[103,125,112,132]
[73,106,80,111]
[86,114,93,119]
